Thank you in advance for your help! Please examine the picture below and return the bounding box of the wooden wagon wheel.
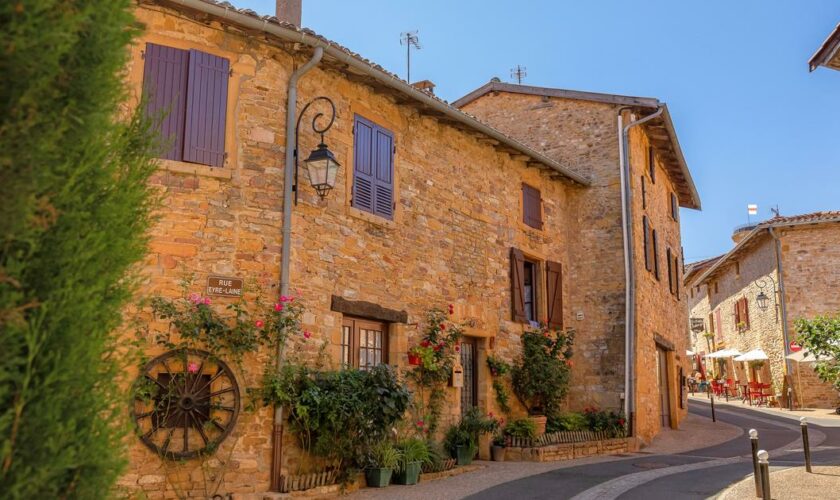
[131,349,240,460]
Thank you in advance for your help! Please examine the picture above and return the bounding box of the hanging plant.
[486,355,512,415]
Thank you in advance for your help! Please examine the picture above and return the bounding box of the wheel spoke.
[145,374,166,390]
[183,412,189,452]
[162,427,175,454]
[200,386,234,400]
[190,412,210,445]
[189,359,206,392]
[194,368,225,394]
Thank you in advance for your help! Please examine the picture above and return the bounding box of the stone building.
[454,82,700,444]
[120,0,700,495]
[685,212,840,408]
[809,22,840,72]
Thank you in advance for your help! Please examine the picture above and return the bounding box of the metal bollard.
[788,387,794,411]
[801,417,812,473]
[757,450,771,500]
[710,392,716,422]
[749,429,761,497]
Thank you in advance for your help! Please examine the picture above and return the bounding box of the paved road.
[468,400,839,499]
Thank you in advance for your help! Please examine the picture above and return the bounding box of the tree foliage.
[795,314,840,391]
[0,1,157,497]
[511,326,575,415]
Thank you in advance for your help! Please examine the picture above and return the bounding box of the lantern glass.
[756,291,769,311]
[304,143,340,198]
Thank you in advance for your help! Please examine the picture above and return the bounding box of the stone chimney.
[276,0,302,26]
[411,80,436,95]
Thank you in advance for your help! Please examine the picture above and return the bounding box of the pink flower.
[303,331,312,339]
[488,412,494,417]
[255,320,264,328]
[203,297,211,305]
[416,420,424,428]
[455,344,461,352]
[448,304,455,314]
[187,362,199,374]
[274,303,283,312]
[189,293,201,304]
[279,295,290,302]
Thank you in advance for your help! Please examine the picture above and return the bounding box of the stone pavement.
[347,412,739,499]
[718,465,840,500]
[688,394,840,427]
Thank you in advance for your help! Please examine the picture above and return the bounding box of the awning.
[786,350,833,363]
[706,348,742,359]
[734,349,769,362]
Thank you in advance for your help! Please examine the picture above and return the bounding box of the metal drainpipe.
[769,228,794,395]
[272,46,323,491]
[617,105,663,437]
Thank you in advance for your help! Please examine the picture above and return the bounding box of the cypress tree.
[0,1,157,497]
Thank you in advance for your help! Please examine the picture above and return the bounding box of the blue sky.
[238,0,840,261]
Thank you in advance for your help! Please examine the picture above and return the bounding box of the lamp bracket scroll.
[754,276,779,321]
[294,96,338,204]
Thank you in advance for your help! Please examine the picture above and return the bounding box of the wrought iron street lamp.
[295,96,339,203]
[756,291,770,311]
[754,276,778,320]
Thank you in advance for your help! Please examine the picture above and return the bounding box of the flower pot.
[408,353,421,366]
[393,461,421,485]
[454,444,475,465]
[491,445,506,462]
[529,414,548,436]
[365,467,392,488]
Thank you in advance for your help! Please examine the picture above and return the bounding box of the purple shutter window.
[352,116,375,213]
[183,49,229,167]
[372,125,394,219]
[142,43,189,161]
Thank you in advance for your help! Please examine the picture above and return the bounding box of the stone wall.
[504,437,633,462]
[123,5,582,497]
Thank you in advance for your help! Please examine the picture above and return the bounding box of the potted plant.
[444,407,499,465]
[511,325,574,435]
[364,441,401,488]
[407,351,421,366]
[491,432,506,461]
[393,438,429,485]
[503,418,536,446]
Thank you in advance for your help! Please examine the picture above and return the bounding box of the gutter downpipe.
[617,105,663,438]
[768,227,794,400]
[272,46,323,491]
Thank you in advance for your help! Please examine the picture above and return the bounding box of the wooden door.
[657,347,671,428]
[460,337,478,416]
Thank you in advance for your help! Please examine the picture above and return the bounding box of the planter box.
[278,469,338,493]
[365,467,392,488]
[454,445,475,466]
[393,461,421,485]
[408,354,421,366]
[491,445,506,462]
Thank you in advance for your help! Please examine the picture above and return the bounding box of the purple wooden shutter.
[546,261,563,330]
[352,116,375,213]
[183,49,229,167]
[510,248,526,322]
[522,184,542,229]
[372,125,394,219]
[142,43,189,161]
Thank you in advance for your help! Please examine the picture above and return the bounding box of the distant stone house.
[809,22,840,72]
[122,0,700,496]
[685,212,840,408]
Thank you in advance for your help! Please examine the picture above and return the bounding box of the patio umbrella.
[706,348,742,359]
[734,349,769,362]
[687,350,695,356]
[785,350,833,362]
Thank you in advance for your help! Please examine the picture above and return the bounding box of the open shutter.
[734,300,741,325]
[652,229,660,280]
[352,116,375,213]
[522,184,542,229]
[666,248,673,293]
[373,125,395,219]
[546,261,563,330]
[510,248,526,322]
[643,216,651,272]
[142,43,189,161]
[183,49,229,167]
[743,297,750,329]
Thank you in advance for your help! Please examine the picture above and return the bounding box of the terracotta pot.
[491,445,506,462]
[529,414,548,436]
[408,353,421,366]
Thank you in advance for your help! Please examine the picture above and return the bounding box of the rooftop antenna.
[770,205,781,218]
[400,30,421,83]
[510,65,527,84]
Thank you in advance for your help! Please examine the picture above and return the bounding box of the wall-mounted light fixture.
[294,96,339,203]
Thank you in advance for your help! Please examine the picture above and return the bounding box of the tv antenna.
[511,65,527,84]
[400,30,421,83]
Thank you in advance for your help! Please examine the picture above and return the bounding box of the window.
[341,317,388,370]
[510,248,563,326]
[142,43,229,167]
[648,146,656,183]
[670,193,679,221]
[641,176,647,210]
[735,261,740,277]
[522,183,543,229]
[708,312,715,336]
[352,115,395,219]
[734,297,750,331]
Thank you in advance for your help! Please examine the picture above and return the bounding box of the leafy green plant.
[365,442,402,470]
[511,325,575,415]
[487,355,513,415]
[443,407,499,454]
[547,412,588,432]
[395,438,431,471]
[503,419,536,440]
[486,355,510,377]
[795,314,840,391]
[583,407,626,436]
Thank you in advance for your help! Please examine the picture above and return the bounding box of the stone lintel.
[330,295,408,323]
[654,334,675,351]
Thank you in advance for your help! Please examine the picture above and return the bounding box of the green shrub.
[503,419,536,440]
[547,412,588,432]
[583,407,627,436]
[443,407,499,453]
[0,1,157,497]
[365,442,401,470]
[395,438,431,471]
[511,326,574,415]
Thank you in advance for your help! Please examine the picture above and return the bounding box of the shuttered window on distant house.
[545,261,563,330]
[641,176,647,210]
[353,115,395,219]
[522,183,543,229]
[671,192,679,221]
[648,146,656,183]
[652,228,660,280]
[734,297,750,330]
[643,216,651,272]
[142,43,229,167]
[708,312,715,335]
[667,248,673,293]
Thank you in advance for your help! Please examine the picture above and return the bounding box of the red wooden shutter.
[743,297,750,329]
[546,261,563,330]
[522,184,542,229]
[666,248,673,293]
[510,248,526,322]
[734,300,741,325]
[652,229,660,280]
[643,216,651,272]
[352,115,375,213]
[708,312,715,335]
[373,125,395,219]
[142,43,189,161]
[183,49,229,167]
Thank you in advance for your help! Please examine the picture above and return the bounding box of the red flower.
[421,340,431,348]
[202,297,211,305]
[448,304,455,314]
[488,412,494,418]
[618,418,626,426]
[274,303,283,312]
[416,420,424,428]
[440,323,446,330]
[303,331,312,339]
[455,344,461,352]
[255,320,264,328]
[433,345,441,352]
